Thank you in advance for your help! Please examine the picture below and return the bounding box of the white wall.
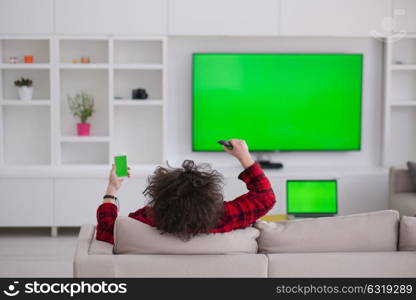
[167,37,384,168]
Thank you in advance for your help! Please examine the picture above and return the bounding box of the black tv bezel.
[286,179,338,216]
[191,52,363,152]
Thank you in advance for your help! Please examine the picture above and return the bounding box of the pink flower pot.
[77,123,90,136]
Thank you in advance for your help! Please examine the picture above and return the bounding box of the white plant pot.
[17,86,33,101]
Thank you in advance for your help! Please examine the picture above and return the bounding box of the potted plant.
[14,77,33,100]
[67,91,95,136]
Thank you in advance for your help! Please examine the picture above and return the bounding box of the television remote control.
[218,140,233,150]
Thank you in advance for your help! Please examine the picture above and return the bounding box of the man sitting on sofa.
[96,139,276,244]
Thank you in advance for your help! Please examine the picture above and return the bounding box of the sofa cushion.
[267,252,416,278]
[255,210,399,253]
[111,254,268,277]
[114,216,260,254]
[399,216,416,251]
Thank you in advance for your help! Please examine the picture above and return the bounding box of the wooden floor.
[0,228,79,278]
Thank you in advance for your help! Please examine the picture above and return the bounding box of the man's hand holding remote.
[222,139,255,169]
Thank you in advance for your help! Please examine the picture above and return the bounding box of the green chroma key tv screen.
[192,53,363,151]
[287,180,337,214]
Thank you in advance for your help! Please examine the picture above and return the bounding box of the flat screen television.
[286,180,337,216]
[192,53,363,151]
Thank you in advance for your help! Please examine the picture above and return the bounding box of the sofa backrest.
[255,210,399,253]
[114,216,260,254]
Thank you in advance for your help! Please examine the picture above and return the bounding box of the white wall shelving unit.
[0,35,166,168]
[383,34,416,166]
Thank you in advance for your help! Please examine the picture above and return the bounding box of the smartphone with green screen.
[114,153,128,178]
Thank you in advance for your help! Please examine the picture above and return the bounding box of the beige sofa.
[389,167,416,216]
[74,210,416,278]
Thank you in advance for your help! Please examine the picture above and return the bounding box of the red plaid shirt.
[96,162,276,244]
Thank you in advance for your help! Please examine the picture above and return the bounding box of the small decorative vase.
[80,56,90,64]
[24,55,34,63]
[18,86,33,100]
[77,123,90,136]
[8,56,18,64]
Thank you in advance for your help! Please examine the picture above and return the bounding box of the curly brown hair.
[143,160,224,241]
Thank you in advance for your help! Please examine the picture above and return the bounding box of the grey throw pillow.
[114,216,260,254]
[406,161,416,186]
[399,216,416,251]
[255,210,399,253]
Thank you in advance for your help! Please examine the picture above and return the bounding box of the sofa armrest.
[74,224,94,260]
[73,224,115,277]
[389,168,415,196]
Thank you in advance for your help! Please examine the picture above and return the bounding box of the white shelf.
[60,136,110,143]
[59,63,109,69]
[391,64,416,70]
[113,64,163,70]
[1,100,50,106]
[0,63,50,69]
[390,101,416,107]
[394,34,416,39]
[113,99,163,106]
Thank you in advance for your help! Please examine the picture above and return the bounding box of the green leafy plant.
[67,91,95,123]
[14,77,33,87]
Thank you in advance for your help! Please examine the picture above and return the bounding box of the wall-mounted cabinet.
[168,0,279,36]
[280,0,392,37]
[54,0,167,35]
[393,0,416,33]
[0,0,53,34]
[54,179,107,226]
[0,179,53,226]
[1,0,415,37]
